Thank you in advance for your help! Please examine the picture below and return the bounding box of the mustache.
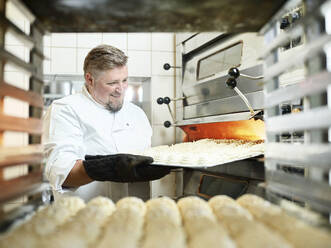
[110,93,122,97]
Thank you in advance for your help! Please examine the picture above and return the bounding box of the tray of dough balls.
[132,139,265,168]
[1,194,330,248]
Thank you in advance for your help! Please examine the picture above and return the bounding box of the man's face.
[86,66,128,112]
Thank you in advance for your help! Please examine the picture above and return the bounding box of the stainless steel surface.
[264,71,331,108]
[239,73,264,80]
[260,0,302,32]
[265,191,330,227]
[174,111,256,126]
[183,65,263,107]
[194,158,265,180]
[182,34,264,106]
[266,106,331,133]
[266,143,331,169]
[184,91,263,119]
[181,32,226,54]
[263,0,331,216]
[175,33,197,46]
[266,170,331,213]
[264,35,331,81]
[233,86,255,116]
[182,159,265,199]
[152,153,264,168]
[173,32,265,123]
[259,0,326,57]
[48,81,72,95]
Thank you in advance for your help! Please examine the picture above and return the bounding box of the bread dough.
[177,196,235,248]
[209,195,292,248]
[142,197,186,248]
[237,194,331,248]
[132,139,264,167]
[96,197,146,248]
[46,196,115,248]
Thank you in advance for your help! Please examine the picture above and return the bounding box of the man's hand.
[83,154,170,182]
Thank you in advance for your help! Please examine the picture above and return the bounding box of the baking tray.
[151,152,263,169]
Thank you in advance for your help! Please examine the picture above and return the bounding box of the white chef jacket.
[43,85,152,202]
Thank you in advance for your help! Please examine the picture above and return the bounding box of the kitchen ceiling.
[21,0,287,32]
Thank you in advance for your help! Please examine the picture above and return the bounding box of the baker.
[43,44,170,201]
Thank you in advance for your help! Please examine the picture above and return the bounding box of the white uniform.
[43,86,152,202]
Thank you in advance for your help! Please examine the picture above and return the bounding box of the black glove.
[83,153,171,182]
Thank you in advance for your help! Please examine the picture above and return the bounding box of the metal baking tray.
[152,152,264,169]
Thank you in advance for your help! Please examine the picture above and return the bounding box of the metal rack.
[0,0,45,217]
[262,0,331,214]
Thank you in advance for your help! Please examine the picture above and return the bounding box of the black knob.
[253,110,264,121]
[226,78,237,89]
[164,121,171,128]
[281,104,291,115]
[163,97,171,104]
[280,17,290,29]
[163,63,171,70]
[157,97,164,104]
[228,67,240,78]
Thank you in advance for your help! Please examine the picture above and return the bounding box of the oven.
[157,32,266,200]
[156,0,331,220]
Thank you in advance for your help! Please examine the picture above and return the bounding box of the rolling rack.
[262,0,331,218]
[0,0,48,232]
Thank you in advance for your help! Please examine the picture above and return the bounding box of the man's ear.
[85,73,94,88]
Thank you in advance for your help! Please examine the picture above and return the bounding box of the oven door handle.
[226,67,264,118]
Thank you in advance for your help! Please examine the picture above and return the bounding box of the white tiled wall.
[128,33,151,50]
[44,32,176,146]
[152,33,175,52]
[51,47,77,74]
[77,33,102,48]
[102,33,127,51]
[127,50,152,77]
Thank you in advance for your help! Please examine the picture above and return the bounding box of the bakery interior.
[1,0,331,247]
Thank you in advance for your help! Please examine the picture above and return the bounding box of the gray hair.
[84,44,128,78]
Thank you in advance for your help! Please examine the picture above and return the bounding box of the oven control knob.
[280,17,290,29]
[163,63,181,70]
[157,97,164,104]
[228,67,240,79]
[164,121,171,128]
[163,97,171,104]
[281,104,291,115]
[163,63,171,70]
[226,78,237,89]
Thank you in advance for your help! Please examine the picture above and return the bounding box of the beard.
[105,98,124,112]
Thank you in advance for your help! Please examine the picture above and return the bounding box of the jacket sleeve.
[43,102,85,193]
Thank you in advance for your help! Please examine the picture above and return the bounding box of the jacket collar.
[82,84,106,109]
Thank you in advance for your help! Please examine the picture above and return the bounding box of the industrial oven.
[156,0,331,220]
[157,32,266,200]
[0,0,330,239]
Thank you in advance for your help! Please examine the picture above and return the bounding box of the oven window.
[197,41,243,80]
[198,174,248,199]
